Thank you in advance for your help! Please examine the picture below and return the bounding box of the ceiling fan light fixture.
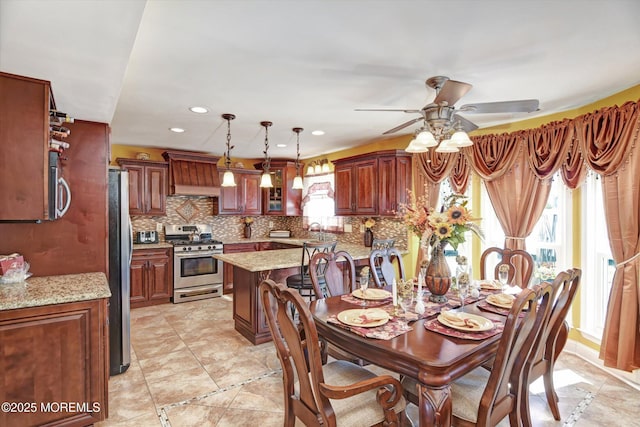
[451,129,473,147]
[435,139,459,153]
[220,113,237,187]
[416,130,437,147]
[405,139,428,153]
[260,121,273,188]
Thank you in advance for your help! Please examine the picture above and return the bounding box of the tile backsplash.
[131,195,407,249]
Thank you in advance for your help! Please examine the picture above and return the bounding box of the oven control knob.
[207,245,212,250]
[187,247,191,251]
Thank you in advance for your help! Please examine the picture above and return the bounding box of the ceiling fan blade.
[453,114,479,132]
[382,117,423,135]
[459,99,540,114]
[433,79,472,106]
[355,108,422,113]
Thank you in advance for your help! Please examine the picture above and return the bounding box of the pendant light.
[292,127,304,190]
[221,113,237,187]
[260,121,273,188]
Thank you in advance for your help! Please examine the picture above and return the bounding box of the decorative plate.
[437,312,494,332]
[337,309,390,328]
[352,288,392,300]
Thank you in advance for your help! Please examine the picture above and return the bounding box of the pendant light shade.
[260,121,273,188]
[220,113,237,187]
[292,127,304,190]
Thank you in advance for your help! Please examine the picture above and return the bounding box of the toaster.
[136,231,158,244]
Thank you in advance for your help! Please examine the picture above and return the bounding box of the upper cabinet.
[218,169,262,215]
[117,158,168,216]
[254,160,303,216]
[0,72,54,221]
[333,150,412,216]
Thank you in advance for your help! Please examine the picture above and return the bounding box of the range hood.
[162,150,221,197]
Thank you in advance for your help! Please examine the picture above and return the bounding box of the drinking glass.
[498,265,510,292]
[359,276,369,306]
[398,280,414,314]
[458,279,469,312]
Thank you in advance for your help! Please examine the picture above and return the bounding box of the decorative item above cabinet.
[332,150,412,216]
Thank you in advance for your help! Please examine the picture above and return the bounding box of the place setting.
[424,308,505,340]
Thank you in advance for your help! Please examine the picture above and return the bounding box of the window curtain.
[573,101,640,372]
[413,99,639,371]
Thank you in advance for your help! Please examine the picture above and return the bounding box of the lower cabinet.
[0,299,109,426]
[131,248,173,308]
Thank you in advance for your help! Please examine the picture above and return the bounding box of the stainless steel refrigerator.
[108,168,132,375]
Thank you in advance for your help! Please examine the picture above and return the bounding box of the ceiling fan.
[356,76,539,152]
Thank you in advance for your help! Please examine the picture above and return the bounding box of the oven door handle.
[174,251,221,259]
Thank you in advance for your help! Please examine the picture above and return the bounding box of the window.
[580,173,613,342]
[479,175,572,288]
[301,173,343,232]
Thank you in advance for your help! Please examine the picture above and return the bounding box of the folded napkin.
[479,280,502,290]
[352,310,388,325]
[440,310,482,328]
[489,293,516,305]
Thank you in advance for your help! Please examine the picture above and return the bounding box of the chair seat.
[286,274,314,289]
[400,365,491,425]
[299,360,406,427]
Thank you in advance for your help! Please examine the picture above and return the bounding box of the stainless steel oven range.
[165,224,223,303]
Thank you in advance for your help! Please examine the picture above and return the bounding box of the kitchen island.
[214,242,376,344]
[0,272,111,426]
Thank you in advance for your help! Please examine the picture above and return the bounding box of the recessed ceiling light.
[276,144,287,148]
[189,106,208,114]
[169,127,185,133]
[311,130,325,136]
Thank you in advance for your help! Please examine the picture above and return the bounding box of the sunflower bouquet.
[397,192,483,251]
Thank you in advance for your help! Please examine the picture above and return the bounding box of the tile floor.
[96,296,640,427]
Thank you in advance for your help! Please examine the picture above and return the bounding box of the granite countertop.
[133,242,173,250]
[214,242,382,272]
[0,272,111,311]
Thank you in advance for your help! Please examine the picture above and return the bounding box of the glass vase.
[244,224,252,239]
[364,228,373,247]
[425,242,452,303]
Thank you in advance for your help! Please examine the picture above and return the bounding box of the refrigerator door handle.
[128,218,133,266]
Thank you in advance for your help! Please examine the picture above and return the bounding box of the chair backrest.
[298,241,338,277]
[371,238,395,250]
[259,279,334,426]
[309,250,356,299]
[369,247,405,287]
[480,246,535,288]
[474,281,555,426]
[529,268,582,380]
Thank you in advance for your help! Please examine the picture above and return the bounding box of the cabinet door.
[145,164,167,215]
[124,165,145,215]
[130,257,148,305]
[242,173,263,215]
[264,169,284,215]
[378,156,397,216]
[219,177,243,214]
[334,164,354,215]
[353,159,378,215]
[148,254,172,301]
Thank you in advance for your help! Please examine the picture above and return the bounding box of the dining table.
[309,288,508,427]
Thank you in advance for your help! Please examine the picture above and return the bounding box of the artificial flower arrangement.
[242,216,254,226]
[397,190,483,251]
[364,217,376,230]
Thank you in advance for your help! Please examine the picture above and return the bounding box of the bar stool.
[286,241,337,303]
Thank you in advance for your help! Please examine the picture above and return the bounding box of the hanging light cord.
[293,127,303,175]
[223,114,235,169]
[261,121,272,172]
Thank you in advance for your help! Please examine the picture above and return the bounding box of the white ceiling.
[1,0,639,160]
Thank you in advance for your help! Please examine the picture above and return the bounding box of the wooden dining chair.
[401,282,554,426]
[286,241,337,302]
[480,246,535,288]
[259,279,407,427]
[308,250,356,299]
[521,268,582,424]
[369,247,406,288]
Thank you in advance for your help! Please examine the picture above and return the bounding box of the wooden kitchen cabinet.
[253,160,303,216]
[333,150,412,216]
[116,158,168,216]
[130,247,173,308]
[377,152,412,215]
[334,157,378,215]
[0,298,109,426]
[0,72,53,221]
[218,169,262,215]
